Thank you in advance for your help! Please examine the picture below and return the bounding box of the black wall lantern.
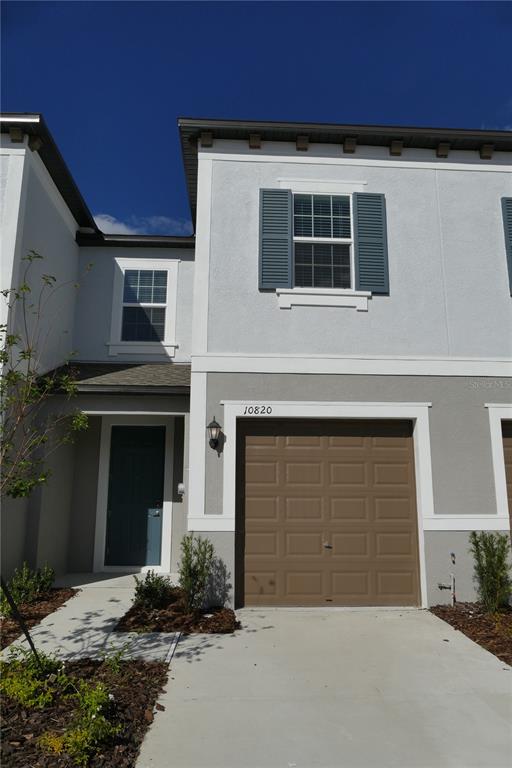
[207,417,222,449]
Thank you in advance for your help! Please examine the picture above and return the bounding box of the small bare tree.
[1,251,90,663]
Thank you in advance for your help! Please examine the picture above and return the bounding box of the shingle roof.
[55,362,191,393]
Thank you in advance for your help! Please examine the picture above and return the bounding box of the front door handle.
[323,542,332,549]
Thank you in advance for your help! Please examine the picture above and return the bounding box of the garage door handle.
[323,542,332,549]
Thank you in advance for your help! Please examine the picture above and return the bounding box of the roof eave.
[1,113,98,230]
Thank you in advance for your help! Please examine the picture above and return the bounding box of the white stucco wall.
[0,137,28,331]
[0,154,9,224]
[73,247,194,362]
[200,140,512,359]
[11,148,81,373]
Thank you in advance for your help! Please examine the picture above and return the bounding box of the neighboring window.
[121,270,167,341]
[293,194,352,289]
[108,258,180,356]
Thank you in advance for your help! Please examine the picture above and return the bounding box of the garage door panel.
[285,497,323,520]
[286,462,323,485]
[502,422,511,530]
[245,571,277,597]
[328,435,366,448]
[330,497,369,521]
[331,571,370,598]
[374,497,414,520]
[245,532,278,557]
[240,419,420,607]
[331,532,369,557]
[285,532,324,556]
[245,497,279,520]
[246,461,278,485]
[376,570,416,597]
[247,435,279,447]
[330,462,367,485]
[285,436,322,448]
[375,531,415,557]
[373,462,411,486]
[285,571,323,597]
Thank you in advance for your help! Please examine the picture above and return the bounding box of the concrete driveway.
[137,609,511,768]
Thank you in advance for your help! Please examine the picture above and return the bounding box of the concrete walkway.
[137,608,512,768]
[4,573,178,662]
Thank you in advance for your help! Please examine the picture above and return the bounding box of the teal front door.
[105,425,165,566]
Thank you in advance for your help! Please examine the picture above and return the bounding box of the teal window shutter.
[259,189,292,290]
[353,193,389,295]
[502,198,512,295]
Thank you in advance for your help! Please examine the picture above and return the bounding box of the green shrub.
[0,647,68,708]
[133,570,173,610]
[469,531,512,613]
[41,679,119,766]
[178,533,215,612]
[0,562,55,615]
[100,642,130,675]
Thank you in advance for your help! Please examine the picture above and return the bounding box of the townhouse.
[1,114,511,607]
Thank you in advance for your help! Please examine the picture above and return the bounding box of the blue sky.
[2,1,511,235]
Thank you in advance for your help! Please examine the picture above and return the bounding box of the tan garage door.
[238,419,420,607]
[503,422,512,531]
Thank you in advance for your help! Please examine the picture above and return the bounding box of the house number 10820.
[243,405,272,415]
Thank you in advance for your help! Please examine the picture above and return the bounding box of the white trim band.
[423,516,510,531]
[192,354,512,377]
[277,288,371,311]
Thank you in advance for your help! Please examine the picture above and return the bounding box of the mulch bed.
[1,589,78,650]
[430,602,512,666]
[115,587,241,634]
[1,659,167,768]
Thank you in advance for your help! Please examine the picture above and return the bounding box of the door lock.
[323,542,333,549]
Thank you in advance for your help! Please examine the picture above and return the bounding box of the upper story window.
[109,258,179,356]
[293,194,352,289]
[122,270,167,341]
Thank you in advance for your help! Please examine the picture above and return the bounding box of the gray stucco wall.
[187,531,511,608]
[425,531,482,605]
[204,373,511,519]
[63,407,189,574]
[199,371,511,606]
[68,417,102,572]
[205,146,512,358]
[73,247,194,363]
[1,497,29,578]
[29,440,76,575]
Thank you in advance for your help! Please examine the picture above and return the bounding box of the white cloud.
[94,214,140,235]
[94,212,193,236]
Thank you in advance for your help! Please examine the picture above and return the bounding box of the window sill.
[107,342,177,357]
[276,288,371,311]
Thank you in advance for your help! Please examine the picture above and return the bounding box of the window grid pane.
[121,306,166,342]
[294,243,351,289]
[122,270,167,304]
[293,194,351,240]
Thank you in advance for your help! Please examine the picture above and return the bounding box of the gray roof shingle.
[51,362,191,393]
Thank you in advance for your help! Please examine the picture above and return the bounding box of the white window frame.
[277,190,371,310]
[293,192,355,290]
[108,257,179,356]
